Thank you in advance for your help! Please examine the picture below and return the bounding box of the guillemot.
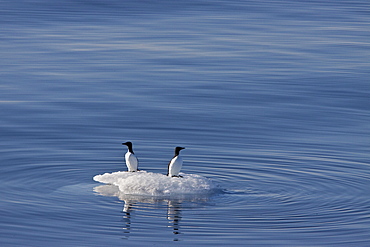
[167,147,185,177]
[122,141,139,172]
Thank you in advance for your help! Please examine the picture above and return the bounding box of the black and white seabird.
[167,147,185,177]
[122,141,139,172]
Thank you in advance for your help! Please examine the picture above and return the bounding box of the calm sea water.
[1,0,370,246]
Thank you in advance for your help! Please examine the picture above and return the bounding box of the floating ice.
[93,170,216,197]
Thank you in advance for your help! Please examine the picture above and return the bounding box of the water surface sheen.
[0,0,369,246]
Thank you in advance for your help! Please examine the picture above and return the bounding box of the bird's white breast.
[125,152,138,172]
[168,156,183,176]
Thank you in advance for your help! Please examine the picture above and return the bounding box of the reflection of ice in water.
[93,185,133,239]
[93,172,218,242]
[94,185,199,241]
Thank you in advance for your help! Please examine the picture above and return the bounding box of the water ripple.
[184,148,370,243]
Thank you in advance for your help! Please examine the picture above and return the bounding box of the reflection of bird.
[123,200,133,214]
[167,147,185,177]
[122,141,139,172]
[122,200,133,239]
[167,200,182,240]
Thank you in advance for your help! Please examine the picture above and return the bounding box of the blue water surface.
[1,0,369,246]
